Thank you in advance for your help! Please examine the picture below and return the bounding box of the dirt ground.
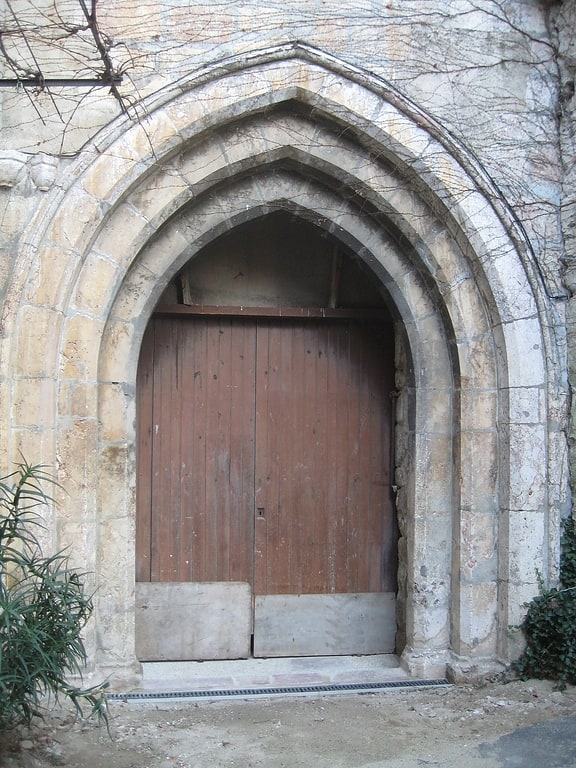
[2,678,576,768]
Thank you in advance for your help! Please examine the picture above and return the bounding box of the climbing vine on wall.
[512,517,576,686]
[0,0,133,118]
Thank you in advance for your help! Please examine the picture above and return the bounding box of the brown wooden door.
[135,314,396,660]
[136,316,256,585]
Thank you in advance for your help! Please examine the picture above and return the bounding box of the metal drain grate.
[107,678,450,702]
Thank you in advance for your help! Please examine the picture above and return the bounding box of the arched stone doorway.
[134,212,399,660]
[1,45,565,684]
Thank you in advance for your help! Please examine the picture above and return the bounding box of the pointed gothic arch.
[2,44,565,682]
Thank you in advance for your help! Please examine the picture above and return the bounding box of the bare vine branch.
[0,0,131,118]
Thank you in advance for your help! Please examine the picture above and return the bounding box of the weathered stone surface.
[0,0,572,685]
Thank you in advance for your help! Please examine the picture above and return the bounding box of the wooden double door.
[135,312,397,660]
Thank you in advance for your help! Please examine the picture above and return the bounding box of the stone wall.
[552,1,576,500]
[1,1,566,291]
[0,0,574,684]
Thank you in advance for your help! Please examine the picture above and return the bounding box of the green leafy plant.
[512,516,576,686]
[0,459,108,730]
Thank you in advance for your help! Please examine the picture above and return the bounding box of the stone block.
[442,268,488,335]
[111,265,163,327]
[99,319,137,383]
[508,423,547,511]
[134,225,190,283]
[97,443,136,521]
[459,510,498,583]
[485,250,539,320]
[459,389,498,431]
[99,383,132,442]
[14,305,60,377]
[59,381,98,419]
[414,432,453,514]
[98,516,135,576]
[434,240,474,296]
[507,385,546,424]
[416,387,452,433]
[412,512,452,567]
[411,581,451,648]
[100,2,164,41]
[169,6,236,43]
[56,519,96,571]
[48,190,103,253]
[456,582,498,656]
[547,431,570,513]
[60,315,104,379]
[56,420,99,498]
[457,333,498,389]
[93,203,151,270]
[81,148,142,202]
[414,338,452,389]
[162,91,212,140]
[12,429,57,475]
[129,112,181,162]
[506,509,547,587]
[23,246,71,307]
[500,317,545,388]
[129,168,191,224]
[459,430,499,514]
[72,252,119,316]
[12,377,56,429]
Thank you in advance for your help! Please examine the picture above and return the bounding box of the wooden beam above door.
[154,304,391,321]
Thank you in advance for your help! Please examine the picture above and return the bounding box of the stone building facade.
[0,1,575,685]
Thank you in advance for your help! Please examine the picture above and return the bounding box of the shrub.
[0,459,107,730]
[512,516,576,686]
